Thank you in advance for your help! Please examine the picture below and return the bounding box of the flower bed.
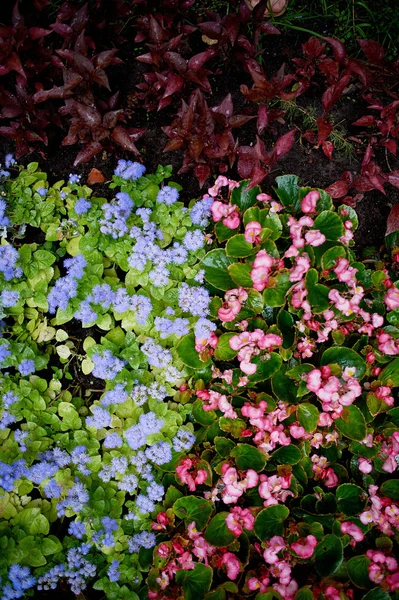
[0,158,398,600]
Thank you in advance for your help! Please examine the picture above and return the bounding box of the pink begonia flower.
[257,333,283,349]
[221,466,259,504]
[304,229,326,246]
[207,175,229,197]
[258,473,293,506]
[187,521,201,540]
[358,457,373,474]
[290,535,318,559]
[324,586,341,600]
[210,201,240,229]
[225,507,255,536]
[176,458,208,492]
[257,192,272,202]
[270,201,283,213]
[301,190,319,213]
[247,575,270,593]
[377,331,399,355]
[318,412,333,427]
[333,257,357,285]
[220,552,241,580]
[270,560,292,585]
[290,424,306,439]
[250,249,274,291]
[384,286,399,310]
[289,253,311,282]
[218,287,247,323]
[375,385,395,407]
[387,572,399,592]
[244,221,262,244]
[210,200,229,221]
[224,209,241,229]
[323,467,339,488]
[340,521,365,543]
[263,536,285,564]
[195,331,218,353]
[382,431,399,473]
[273,580,299,600]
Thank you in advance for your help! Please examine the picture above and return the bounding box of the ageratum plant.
[0,157,213,599]
[145,176,399,599]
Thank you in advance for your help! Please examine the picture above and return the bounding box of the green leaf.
[177,333,211,369]
[26,548,46,567]
[254,505,290,540]
[231,180,260,212]
[297,403,319,432]
[336,483,367,516]
[277,309,295,349]
[228,262,253,287]
[40,536,62,556]
[214,333,238,361]
[215,221,239,242]
[380,357,399,386]
[322,246,347,270]
[380,479,399,500]
[335,405,367,441]
[201,250,235,291]
[347,555,372,589]
[386,308,399,326]
[321,347,366,379]
[173,497,213,531]
[263,271,293,307]
[305,269,330,313]
[215,437,235,457]
[175,563,213,600]
[271,444,302,465]
[313,211,344,241]
[275,175,300,210]
[249,352,282,384]
[192,399,217,426]
[294,587,313,600]
[164,486,183,509]
[29,514,50,535]
[314,534,343,577]
[226,234,257,258]
[204,513,236,547]
[362,588,391,600]
[231,443,267,472]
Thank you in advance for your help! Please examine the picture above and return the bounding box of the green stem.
[274,22,326,39]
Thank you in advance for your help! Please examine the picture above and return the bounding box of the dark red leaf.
[164,52,188,73]
[352,115,376,127]
[381,139,397,155]
[28,27,52,40]
[111,126,141,153]
[357,39,385,64]
[5,53,26,81]
[194,164,211,188]
[322,74,351,113]
[302,37,326,59]
[73,141,103,166]
[76,103,102,127]
[322,140,334,160]
[163,73,184,99]
[136,53,154,64]
[257,104,268,135]
[91,68,111,90]
[386,203,399,236]
[316,117,333,145]
[259,21,280,35]
[325,180,349,198]
[346,59,368,86]
[94,49,122,69]
[273,129,296,157]
[50,23,72,37]
[188,48,217,71]
[149,15,164,44]
[303,129,316,144]
[386,171,399,189]
[198,21,223,39]
[324,36,347,64]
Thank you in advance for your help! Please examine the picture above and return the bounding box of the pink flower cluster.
[258,472,294,506]
[228,329,282,375]
[380,431,399,473]
[340,521,365,546]
[311,455,339,487]
[225,506,255,536]
[377,331,399,355]
[219,464,259,504]
[197,389,237,419]
[244,220,262,244]
[218,287,248,322]
[360,485,399,536]
[367,549,399,591]
[250,249,276,292]
[175,458,208,492]
[284,212,326,259]
[210,200,240,229]
[306,365,362,418]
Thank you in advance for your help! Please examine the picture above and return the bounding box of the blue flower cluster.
[178,282,210,317]
[92,351,126,380]
[190,195,214,226]
[0,199,10,227]
[1,564,35,600]
[74,197,91,215]
[154,315,190,338]
[114,160,146,180]
[48,254,87,313]
[100,192,133,238]
[75,285,152,326]
[0,245,22,280]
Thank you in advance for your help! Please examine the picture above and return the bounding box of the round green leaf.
[231,180,260,212]
[322,246,347,270]
[231,443,267,472]
[177,333,211,369]
[249,352,282,384]
[313,211,344,241]
[335,405,367,441]
[204,512,236,547]
[271,444,302,465]
[314,534,343,577]
[226,234,257,258]
[175,563,213,600]
[275,175,300,210]
[228,262,253,287]
[214,333,238,361]
[347,555,372,589]
[263,271,293,307]
[173,497,213,531]
[254,505,290,541]
[380,357,399,386]
[362,588,391,600]
[380,479,399,500]
[321,347,366,379]
[297,403,319,432]
[294,587,314,600]
[336,483,367,516]
[201,250,235,291]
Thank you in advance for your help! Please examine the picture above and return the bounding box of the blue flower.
[184,229,205,251]
[178,283,210,317]
[44,479,62,499]
[173,428,196,452]
[1,290,19,307]
[114,160,146,180]
[5,154,16,169]
[190,196,213,226]
[86,406,112,429]
[156,186,179,205]
[145,441,172,465]
[103,433,123,449]
[18,359,35,376]
[37,187,48,197]
[0,245,22,280]
[68,520,86,539]
[69,174,81,185]
[92,351,126,380]
[74,198,91,214]
[108,560,120,583]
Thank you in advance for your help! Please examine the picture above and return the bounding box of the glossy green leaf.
[314,534,343,577]
[226,234,257,258]
[173,497,213,531]
[177,333,211,369]
[336,483,367,516]
[175,563,213,600]
[297,403,319,432]
[204,513,236,547]
[231,443,267,471]
[231,180,260,212]
[313,211,344,241]
[335,405,367,441]
[254,505,290,541]
[201,250,235,291]
[321,347,366,379]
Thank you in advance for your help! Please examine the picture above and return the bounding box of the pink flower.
[289,254,311,282]
[248,575,270,592]
[304,229,326,246]
[257,333,283,350]
[210,200,228,222]
[251,249,274,291]
[323,467,339,488]
[176,458,208,491]
[208,175,229,197]
[224,210,240,229]
[358,457,373,474]
[340,521,365,543]
[220,552,240,580]
[263,536,286,564]
[387,572,399,592]
[301,190,319,213]
[324,586,342,600]
[290,535,318,559]
[257,192,272,202]
[218,304,239,322]
[226,507,254,536]
[244,221,262,244]
[385,286,399,310]
[290,424,306,439]
[382,431,399,473]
